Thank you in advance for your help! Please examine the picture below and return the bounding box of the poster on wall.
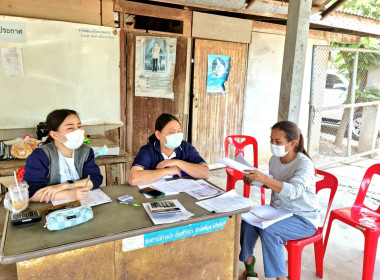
[206,54,230,94]
[135,36,177,99]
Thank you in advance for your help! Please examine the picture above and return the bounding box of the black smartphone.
[139,187,165,198]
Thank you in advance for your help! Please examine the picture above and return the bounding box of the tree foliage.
[341,0,380,19]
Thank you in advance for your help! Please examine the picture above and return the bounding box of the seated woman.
[128,113,209,186]
[240,121,320,280]
[24,109,103,203]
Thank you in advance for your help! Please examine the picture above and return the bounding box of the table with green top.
[0,184,250,280]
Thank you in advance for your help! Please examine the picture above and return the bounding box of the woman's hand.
[156,159,180,169]
[243,170,266,185]
[71,187,92,201]
[34,184,66,203]
[164,166,182,177]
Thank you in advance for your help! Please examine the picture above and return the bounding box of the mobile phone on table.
[139,187,165,198]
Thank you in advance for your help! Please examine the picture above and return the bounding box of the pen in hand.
[84,175,91,188]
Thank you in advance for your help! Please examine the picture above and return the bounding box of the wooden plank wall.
[124,32,190,159]
[192,39,247,164]
[0,0,115,27]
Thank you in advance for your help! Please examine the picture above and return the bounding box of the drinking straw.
[13,171,22,197]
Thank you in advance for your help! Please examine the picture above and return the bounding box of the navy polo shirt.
[132,140,206,171]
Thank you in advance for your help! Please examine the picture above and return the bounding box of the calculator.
[11,210,42,226]
[148,200,181,214]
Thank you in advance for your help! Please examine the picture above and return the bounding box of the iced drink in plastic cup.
[9,184,29,211]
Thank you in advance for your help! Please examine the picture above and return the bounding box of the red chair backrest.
[224,135,258,168]
[353,163,380,213]
[16,166,25,183]
[315,169,339,230]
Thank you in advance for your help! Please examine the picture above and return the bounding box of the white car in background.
[321,70,362,140]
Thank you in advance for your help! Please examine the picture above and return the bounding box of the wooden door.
[192,39,248,164]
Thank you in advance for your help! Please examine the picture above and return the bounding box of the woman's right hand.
[165,166,182,177]
[71,187,92,201]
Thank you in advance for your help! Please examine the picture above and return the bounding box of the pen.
[119,202,141,207]
[84,175,91,188]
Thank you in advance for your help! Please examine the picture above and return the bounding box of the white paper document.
[242,205,293,229]
[1,48,24,76]
[185,179,224,200]
[143,199,194,225]
[139,179,208,197]
[219,154,272,187]
[52,188,112,207]
[195,190,256,213]
[138,178,178,197]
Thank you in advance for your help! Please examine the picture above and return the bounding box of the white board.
[0,16,121,130]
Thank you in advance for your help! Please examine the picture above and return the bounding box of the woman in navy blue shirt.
[128,114,209,186]
[24,109,103,203]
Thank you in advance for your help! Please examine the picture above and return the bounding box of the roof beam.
[246,0,258,9]
[321,0,349,20]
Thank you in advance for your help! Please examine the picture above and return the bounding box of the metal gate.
[308,45,380,168]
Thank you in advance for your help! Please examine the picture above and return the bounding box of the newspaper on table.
[242,205,293,229]
[219,153,272,187]
[185,179,224,200]
[195,190,256,213]
[52,188,112,207]
[143,199,194,225]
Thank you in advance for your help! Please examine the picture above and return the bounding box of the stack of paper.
[52,188,112,207]
[143,199,194,225]
[219,154,272,187]
[242,205,293,229]
[195,190,256,213]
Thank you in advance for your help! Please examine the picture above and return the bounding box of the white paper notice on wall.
[1,48,24,76]
[122,235,144,252]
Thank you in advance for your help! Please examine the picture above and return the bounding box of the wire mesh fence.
[308,45,380,169]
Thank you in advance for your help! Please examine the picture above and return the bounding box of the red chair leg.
[260,187,265,205]
[361,234,379,280]
[323,216,335,258]
[314,238,324,278]
[287,244,302,280]
[243,183,251,198]
[226,174,233,192]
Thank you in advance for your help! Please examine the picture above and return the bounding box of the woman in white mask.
[128,113,209,186]
[240,121,320,280]
[24,109,103,203]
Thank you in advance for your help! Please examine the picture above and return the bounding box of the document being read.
[52,188,112,207]
[242,205,293,229]
[195,190,255,213]
[219,154,272,187]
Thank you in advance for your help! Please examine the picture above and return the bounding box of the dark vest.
[38,143,90,186]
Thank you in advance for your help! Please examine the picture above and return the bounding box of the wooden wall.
[0,0,114,27]
[124,32,190,158]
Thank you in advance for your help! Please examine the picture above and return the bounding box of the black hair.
[148,113,180,143]
[44,109,79,144]
[271,120,312,160]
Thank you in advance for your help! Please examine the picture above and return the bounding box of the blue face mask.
[161,132,183,149]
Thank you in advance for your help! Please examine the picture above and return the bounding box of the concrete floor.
[0,156,379,280]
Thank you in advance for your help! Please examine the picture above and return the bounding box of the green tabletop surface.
[1,183,249,264]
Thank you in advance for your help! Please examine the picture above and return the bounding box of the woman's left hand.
[34,184,65,203]
[243,170,266,185]
[156,159,180,169]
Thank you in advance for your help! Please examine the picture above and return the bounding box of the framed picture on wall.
[206,54,231,94]
[142,37,167,75]
[135,36,177,99]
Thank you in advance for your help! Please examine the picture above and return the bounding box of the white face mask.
[271,142,291,158]
[161,132,183,149]
[57,129,85,150]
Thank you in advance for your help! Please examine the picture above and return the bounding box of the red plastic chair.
[224,135,265,205]
[284,169,338,280]
[323,163,380,280]
[16,166,25,183]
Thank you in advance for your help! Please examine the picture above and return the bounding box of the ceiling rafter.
[321,0,349,20]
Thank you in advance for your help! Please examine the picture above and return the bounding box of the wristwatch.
[67,180,75,190]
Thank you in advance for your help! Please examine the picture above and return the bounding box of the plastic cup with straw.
[13,171,22,197]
